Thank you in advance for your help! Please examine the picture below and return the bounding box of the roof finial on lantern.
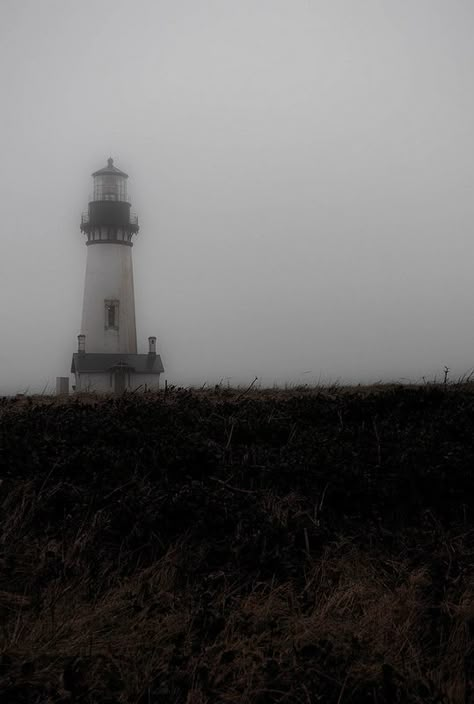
[107,157,114,167]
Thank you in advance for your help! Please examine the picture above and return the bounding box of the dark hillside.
[0,385,473,703]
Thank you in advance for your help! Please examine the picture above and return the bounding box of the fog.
[1,0,474,394]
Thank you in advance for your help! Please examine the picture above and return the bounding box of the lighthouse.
[70,158,164,393]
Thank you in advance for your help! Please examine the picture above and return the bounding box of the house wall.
[134,373,161,391]
[74,372,160,393]
[74,373,112,393]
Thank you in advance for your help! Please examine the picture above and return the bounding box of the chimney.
[78,334,86,354]
[148,336,156,355]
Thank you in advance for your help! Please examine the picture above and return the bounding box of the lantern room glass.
[93,174,127,202]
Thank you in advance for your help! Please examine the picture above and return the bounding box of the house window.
[105,300,119,330]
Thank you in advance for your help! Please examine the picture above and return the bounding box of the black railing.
[88,193,132,204]
[81,212,139,227]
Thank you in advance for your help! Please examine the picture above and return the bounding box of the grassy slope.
[0,385,473,703]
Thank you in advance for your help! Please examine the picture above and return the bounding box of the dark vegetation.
[0,383,473,703]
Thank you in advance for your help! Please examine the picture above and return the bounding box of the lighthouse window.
[93,174,127,202]
[105,300,119,330]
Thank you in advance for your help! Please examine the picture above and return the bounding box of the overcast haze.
[1,1,474,393]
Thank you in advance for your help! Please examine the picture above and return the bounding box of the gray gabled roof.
[71,353,164,375]
[92,157,128,179]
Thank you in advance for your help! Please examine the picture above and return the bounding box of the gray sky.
[1,0,474,393]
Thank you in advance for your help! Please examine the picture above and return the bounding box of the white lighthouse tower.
[71,158,164,393]
[81,158,138,354]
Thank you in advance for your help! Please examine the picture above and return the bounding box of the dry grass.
[1,385,474,702]
[1,533,472,703]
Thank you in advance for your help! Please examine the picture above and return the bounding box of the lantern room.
[81,157,139,242]
[92,157,128,202]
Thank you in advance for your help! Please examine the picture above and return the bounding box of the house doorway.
[114,366,128,394]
